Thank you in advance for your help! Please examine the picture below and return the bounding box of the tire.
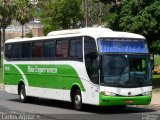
[19,85,27,103]
[73,89,83,111]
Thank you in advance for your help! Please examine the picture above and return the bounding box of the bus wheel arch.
[71,85,83,111]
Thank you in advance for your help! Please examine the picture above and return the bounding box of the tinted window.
[32,41,43,58]
[56,40,69,58]
[70,38,82,58]
[44,40,55,59]
[5,44,12,59]
[84,37,97,55]
[12,43,22,59]
[84,37,98,84]
[22,42,32,59]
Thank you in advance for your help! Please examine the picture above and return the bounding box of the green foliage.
[14,0,34,25]
[14,0,34,37]
[151,40,160,55]
[38,0,62,35]
[38,0,83,35]
[0,0,15,29]
[0,0,15,66]
[25,31,33,38]
[154,55,160,66]
[86,0,111,26]
[105,0,160,54]
[59,0,83,29]
[152,74,160,89]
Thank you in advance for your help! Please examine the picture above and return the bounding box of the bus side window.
[84,37,99,84]
[44,40,55,59]
[22,42,32,59]
[32,41,43,59]
[5,44,12,59]
[12,43,22,59]
[69,38,82,58]
[56,40,69,58]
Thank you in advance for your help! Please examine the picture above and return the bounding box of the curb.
[0,84,4,90]
[136,104,160,110]
[146,104,160,110]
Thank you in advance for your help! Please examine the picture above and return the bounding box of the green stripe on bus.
[4,64,85,91]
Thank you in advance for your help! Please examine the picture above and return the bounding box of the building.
[30,0,38,4]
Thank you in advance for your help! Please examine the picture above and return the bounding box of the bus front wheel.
[19,85,27,103]
[73,89,82,111]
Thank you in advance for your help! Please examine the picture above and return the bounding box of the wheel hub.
[75,95,81,107]
[20,89,24,100]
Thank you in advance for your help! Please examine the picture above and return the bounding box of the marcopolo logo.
[27,66,58,74]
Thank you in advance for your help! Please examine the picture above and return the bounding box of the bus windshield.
[101,54,151,88]
[98,38,151,88]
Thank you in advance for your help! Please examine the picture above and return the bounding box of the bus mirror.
[95,54,101,70]
[91,52,99,59]
[151,59,154,70]
[150,54,154,70]
[91,52,100,69]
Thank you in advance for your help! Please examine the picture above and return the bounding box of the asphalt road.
[0,90,159,120]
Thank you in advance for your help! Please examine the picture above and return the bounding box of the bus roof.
[5,27,145,43]
[47,27,145,39]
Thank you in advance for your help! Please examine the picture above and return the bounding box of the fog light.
[142,91,152,96]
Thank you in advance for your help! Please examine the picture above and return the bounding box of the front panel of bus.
[98,38,152,106]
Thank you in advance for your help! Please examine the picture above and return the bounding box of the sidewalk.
[151,91,160,105]
[149,90,160,110]
[0,84,4,90]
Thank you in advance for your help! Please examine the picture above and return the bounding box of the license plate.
[125,100,133,104]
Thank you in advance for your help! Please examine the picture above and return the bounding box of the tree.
[0,0,15,43]
[38,0,62,35]
[0,0,15,66]
[38,0,111,34]
[104,0,160,54]
[59,0,83,29]
[14,0,34,38]
[99,0,121,5]
[82,0,112,27]
[38,0,83,35]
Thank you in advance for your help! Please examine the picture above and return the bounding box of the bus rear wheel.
[19,85,27,103]
[73,89,82,111]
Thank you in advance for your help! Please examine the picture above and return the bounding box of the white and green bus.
[4,27,152,110]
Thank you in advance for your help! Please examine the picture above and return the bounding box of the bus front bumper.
[99,94,151,106]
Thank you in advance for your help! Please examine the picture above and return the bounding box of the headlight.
[101,91,116,96]
[142,91,152,95]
